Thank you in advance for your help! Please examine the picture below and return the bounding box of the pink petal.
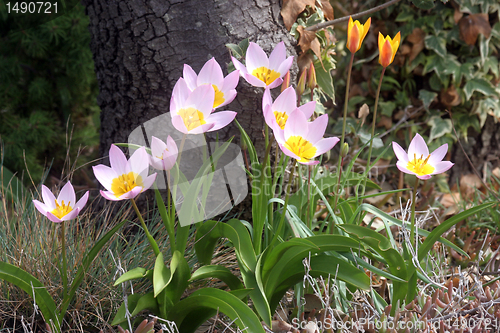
[166,136,178,155]
[298,101,316,120]
[304,114,328,144]
[217,89,237,109]
[100,190,122,201]
[284,109,309,141]
[417,174,432,180]
[129,147,150,175]
[33,199,50,215]
[268,41,286,71]
[273,126,286,143]
[392,142,409,164]
[197,58,224,87]
[57,182,76,207]
[120,186,143,200]
[298,159,320,166]
[188,123,216,134]
[162,154,177,171]
[172,115,189,134]
[109,144,128,176]
[93,164,117,191]
[432,161,454,175]
[267,78,283,89]
[183,64,198,91]
[243,73,267,88]
[221,70,240,91]
[428,144,449,166]
[151,136,167,159]
[46,211,63,223]
[276,56,294,77]
[231,57,248,76]
[408,133,429,159]
[41,185,56,209]
[263,105,277,129]
[273,87,297,114]
[170,78,191,114]
[396,161,414,176]
[186,85,215,118]
[262,87,273,111]
[279,142,301,161]
[150,157,164,170]
[246,42,269,72]
[313,137,340,156]
[205,111,237,132]
[141,174,157,192]
[74,191,89,211]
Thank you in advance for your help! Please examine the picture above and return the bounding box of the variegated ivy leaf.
[425,35,447,58]
[463,78,497,100]
[428,116,452,142]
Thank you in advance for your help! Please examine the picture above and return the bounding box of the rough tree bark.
[82,0,297,216]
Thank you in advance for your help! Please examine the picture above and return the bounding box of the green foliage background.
[0,3,99,185]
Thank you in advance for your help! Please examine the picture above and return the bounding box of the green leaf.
[483,56,499,78]
[131,292,159,317]
[169,288,266,333]
[443,60,473,85]
[463,78,498,100]
[225,38,249,59]
[425,35,447,58]
[114,267,151,286]
[418,202,495,262]
[418,89,437,110]
[234,119,258,166]
[190,265,244,291]
[0,262,61,331]
[428,116,452,142]
[111,294,142,325]
[153,253,172,297]
[358,131,383,149]
[315,59,334,99]
[164,251,191,303]
[423,54,447,80]
[412,0,436,10]
[1,167,26,202]
[61,220,126,316]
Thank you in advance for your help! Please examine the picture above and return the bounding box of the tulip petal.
[305,114,328,144]
[231,57,248,76]
[186,85,215,118]
[432,161,454,175]
[276,56,294,77]
[396,161,414,176]
[218,89,237,108]
[278,142,301,161]
[46,211,63,223]
[268,41,286,70]
[120,186,143,200]
[408,133,429,159]
[267,77,283,89]
[284,109,309,141]
[205,111,237,132]
[93,164,118,191]
[61,208,79,222]
[183,64,198,91]
[198,58,224,87]
[171,115,189,134]
[392,142,409,164]
[188,123,215,134]
[141,174,157,192]
[100,190,122,201]
[246,42,269,72]
[314,137,340,156]
[57,181,76,207]
[33,199,50,215]
[273,87,297,114]
[109,145,128,176]
[41,185,56,209]
[170,78,191,114]
[262,87,273,111]
[129,147,150,177]
[151,136,167,159]
[298,101,316,120]
[222,70,240,91]
[428,144,448,166]
[298,159,320,166]
[74,191,89,212]
[243,73,268,88]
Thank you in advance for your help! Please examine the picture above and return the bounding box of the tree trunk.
[82,0,297,217]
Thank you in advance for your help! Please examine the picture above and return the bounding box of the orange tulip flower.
[346,16,371,54]
[378,31,401,68]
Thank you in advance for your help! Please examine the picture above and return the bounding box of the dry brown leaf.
[319,0,334,21]
[281,0,316,31]
[459,13,491,45]
[440,85,462,108]
[440,192,460,214]
[358,103,369,126]
[379,115,393,130]
[460,173,483,198]
[297,25,322,65]
[406,27,425,63]
[454,8,464,24]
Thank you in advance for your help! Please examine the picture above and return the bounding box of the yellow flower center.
[212,85,225,108]
[111,172,144,198]
[51,200,72,219]
[284,136,317,163]
[274,111,288,129]
[178,107,207,132]
[252,67,280,85]
[407,154,435,176]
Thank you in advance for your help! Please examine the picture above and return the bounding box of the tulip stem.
[362,66,386,199]
[61,221,68,298]
[271,161,296,246]
[410,177,419,247]
[131,198,160,257]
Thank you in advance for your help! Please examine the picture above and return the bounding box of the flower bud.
[307,62,317,91]
[341,142,349,158]
[281,71,291,92]
[296,69,307,97]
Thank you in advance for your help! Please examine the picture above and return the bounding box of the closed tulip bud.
[296,69,307,97]
[378,32,401,68]
[341,142,349,158]
[307,62,317,90]
[281,71,291,92]
[346,16,371,54]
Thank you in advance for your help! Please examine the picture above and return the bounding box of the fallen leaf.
[379,115,393,130]
[460,173,483,198]
[406,27,425,63]
[281,0,316,31]
[453,8,463,24]
[459,13,491,45]
[319,0,334,21]
[358,103,369,126]
[440,85,461,108]
[297,25,322,65]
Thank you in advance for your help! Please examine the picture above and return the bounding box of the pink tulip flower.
[392,133,454,180]
[231,41,293,89]
[275,110,339,165]
[93,145,157,201]
[149,136,178,171]
[262,87,315,132]
[183,58,239,109]
[33,181,89,223]
[170,78,237,134]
